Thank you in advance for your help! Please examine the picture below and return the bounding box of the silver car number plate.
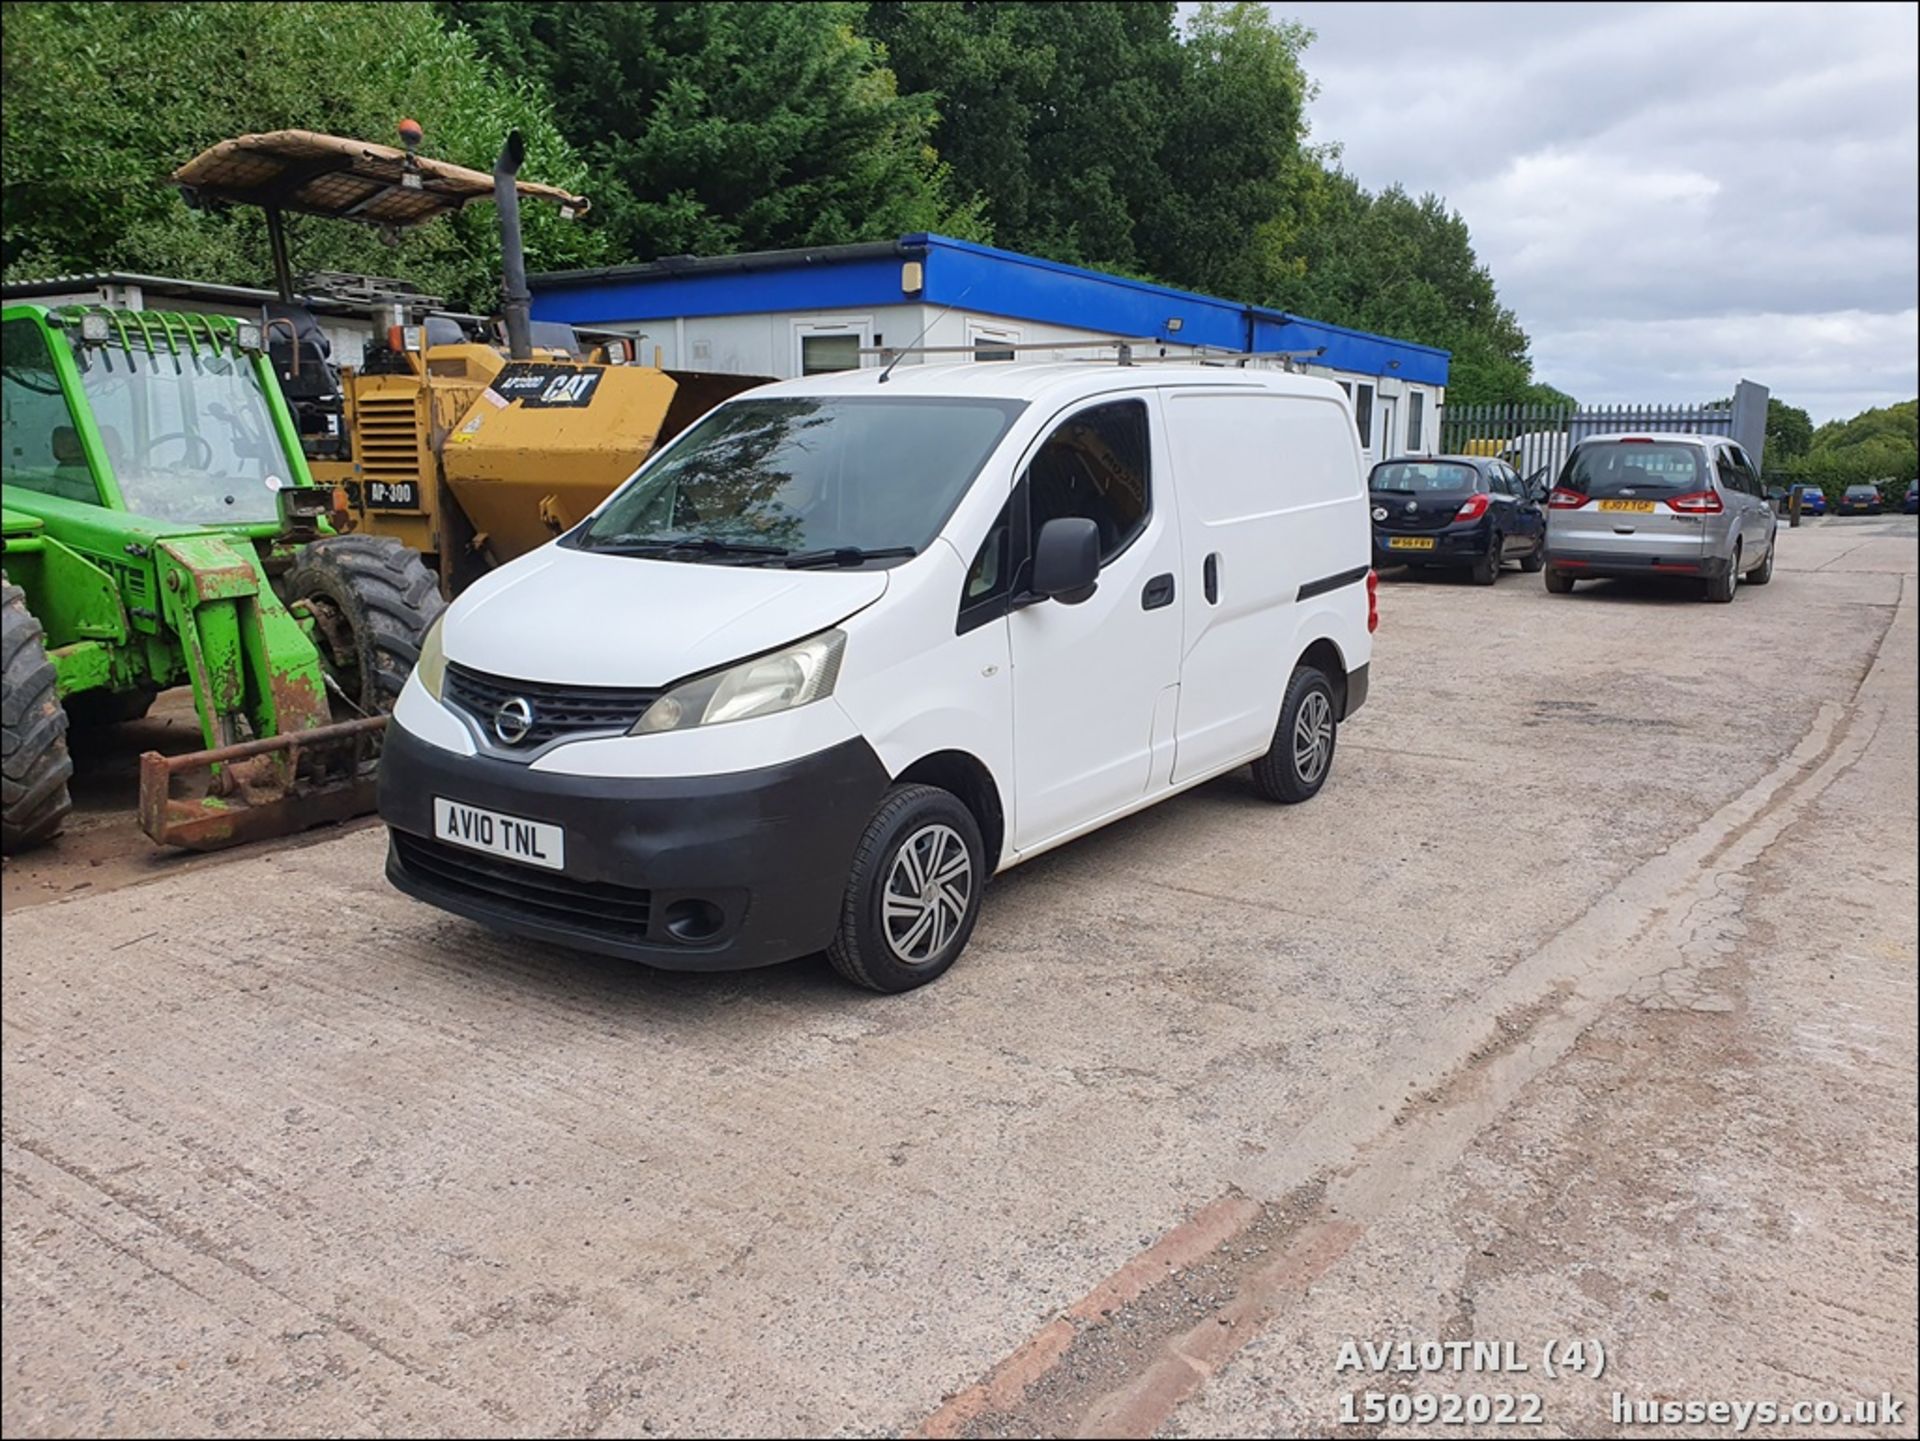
[434,798,565,871]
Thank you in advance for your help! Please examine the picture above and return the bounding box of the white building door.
[1378,394,1399,461]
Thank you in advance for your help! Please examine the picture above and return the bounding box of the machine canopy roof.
[172,130,588,229]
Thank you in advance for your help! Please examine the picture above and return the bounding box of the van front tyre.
[2,575,74,855]
[828,783,986,993]
[1252,665,1338,804]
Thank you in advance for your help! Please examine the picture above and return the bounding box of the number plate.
[1598,499,1656,513]
[1387,536,1437,550]
[366,479,422,509]
[433,798,565,870]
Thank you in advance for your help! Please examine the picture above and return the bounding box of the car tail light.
[1665,490,1724,514]
[1454,492,1491,522]
[1366,569,1379,633]
[1547,488,1587,509]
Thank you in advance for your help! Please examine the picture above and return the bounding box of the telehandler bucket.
[138,715,386,851]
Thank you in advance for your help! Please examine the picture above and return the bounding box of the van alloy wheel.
[1293,691,1334,787]
[828,784,986,992]
[1253,664,1338,804]
[883,823,973,964]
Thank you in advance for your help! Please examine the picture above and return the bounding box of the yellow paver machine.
[173,126,768,594]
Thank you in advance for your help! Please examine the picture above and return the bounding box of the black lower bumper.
[378,721,889,970]
[1372,522,1496,567]
[1342,662,1369,719]
[1545,549,1730,580]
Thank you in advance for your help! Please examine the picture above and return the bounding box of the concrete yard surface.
[3,516,1915,1437]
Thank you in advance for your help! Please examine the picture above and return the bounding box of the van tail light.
[1454,492,1491,522]
[1666,490,1723,514]
[1366,569,1379,633]
[1547,488,1588,509]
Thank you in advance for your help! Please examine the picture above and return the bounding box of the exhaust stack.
[494,130,534,360]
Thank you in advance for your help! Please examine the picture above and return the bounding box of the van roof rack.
[859,339,1329,368]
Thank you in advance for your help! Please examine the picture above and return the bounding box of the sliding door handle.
[1203,552,1220,604]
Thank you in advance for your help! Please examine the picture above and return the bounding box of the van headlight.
[632,629,845,733]
[414,614,448,700]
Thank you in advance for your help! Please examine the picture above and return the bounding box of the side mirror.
[1029,516,1100,605]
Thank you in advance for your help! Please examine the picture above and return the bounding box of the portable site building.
[528,233,1450,468]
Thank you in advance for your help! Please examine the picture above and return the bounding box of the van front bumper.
[377,721,890,971]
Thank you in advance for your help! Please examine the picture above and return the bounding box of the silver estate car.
[1543,433,1777,603]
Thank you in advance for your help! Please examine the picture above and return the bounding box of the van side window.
[1025,399,1150,564]
[958,488,1022,634]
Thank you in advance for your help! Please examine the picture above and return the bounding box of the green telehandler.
[2,302,441,853]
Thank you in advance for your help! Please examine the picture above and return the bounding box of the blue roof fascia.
[908,234,1249,350]
[529,231,1449,385]
[529,247,920,326]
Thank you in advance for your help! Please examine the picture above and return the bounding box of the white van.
[378,363,1377,991]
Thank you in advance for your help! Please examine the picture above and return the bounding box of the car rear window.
[1558,442,1702,498]
[1845,485,1879,498]
[1369,461,1479,494]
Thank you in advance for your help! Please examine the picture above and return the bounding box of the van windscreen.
[1370,460,1478,494]
[575,395,1026,561]
[1558,442,1702,497]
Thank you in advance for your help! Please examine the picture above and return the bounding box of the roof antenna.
[879,284,972,384]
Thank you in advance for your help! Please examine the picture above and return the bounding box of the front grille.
[354,392,423,490]
[393,833,652,939]
[444,663,659,750]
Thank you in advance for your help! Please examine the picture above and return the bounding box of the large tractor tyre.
[285,536,445,717]
[64,686,158,729]
[2,575,74,854]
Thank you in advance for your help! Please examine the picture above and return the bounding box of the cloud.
[1260,0,1920,420]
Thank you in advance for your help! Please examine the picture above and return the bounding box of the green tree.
[447,1,984,261]
[1778,399,1918,493]
[865,1,1183,276]
[1766,398,1814,461]
[1,2,601,310]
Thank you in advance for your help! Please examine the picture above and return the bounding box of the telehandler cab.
[1,302,441,853]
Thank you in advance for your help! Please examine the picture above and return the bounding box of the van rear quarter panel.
[1161,388,1370,780]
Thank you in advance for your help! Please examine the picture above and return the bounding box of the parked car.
[1904,483,1919,514]
[1542,433,1776,603]
[1797,485,1828,515]
[378,364,1376,992]
[1368,454,1545,584]
[1836,483,1884,516]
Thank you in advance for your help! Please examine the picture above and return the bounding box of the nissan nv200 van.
[378,363,1376,991]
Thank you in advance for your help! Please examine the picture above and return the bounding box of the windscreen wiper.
[780,546,919,570]
[585,534,790,559]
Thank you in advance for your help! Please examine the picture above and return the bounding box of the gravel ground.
[3,515,1914,1438]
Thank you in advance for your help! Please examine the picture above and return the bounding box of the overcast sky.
[1261,1,1919,421]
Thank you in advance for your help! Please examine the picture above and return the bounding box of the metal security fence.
[1440,382,1769,487]
[1439,402,1737,488]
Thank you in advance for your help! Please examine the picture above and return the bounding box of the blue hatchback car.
[1369,455,1547,585]
[1797,485,1828,515]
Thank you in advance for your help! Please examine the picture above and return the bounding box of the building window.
[1353,382,1375,449]
[801,332,862,375]
[968,322,1020,363]
[1406,390,1425,453]
[1025,398,1151,564]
